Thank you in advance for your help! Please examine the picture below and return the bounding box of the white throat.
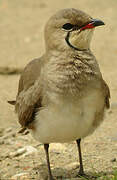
[69,29,94,50]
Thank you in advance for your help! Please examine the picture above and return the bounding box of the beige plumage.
[12,8,110,179]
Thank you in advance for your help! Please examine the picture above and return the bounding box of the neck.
[65,32,88,51]
[43,47,102,97]
[47,45,91,60]
[67,29,94,51]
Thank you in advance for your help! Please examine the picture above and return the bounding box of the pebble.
[10,173,29,180]
[65,162,79,170]
[5,127,12,133]
[10,148,26,157]
[10,146,38,158]
[1,152,10,158]
[21,146,38,157]
[2,132,16,140]
[1,134,9,140]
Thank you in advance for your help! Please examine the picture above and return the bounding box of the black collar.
[65,32,87,51]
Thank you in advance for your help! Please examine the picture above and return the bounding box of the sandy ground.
[0,0,117,179]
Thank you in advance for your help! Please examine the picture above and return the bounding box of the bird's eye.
[62,23,74,30]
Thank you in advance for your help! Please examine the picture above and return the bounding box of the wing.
[102,80,110,109]
[15,58,43,128]
[7,100,16,105]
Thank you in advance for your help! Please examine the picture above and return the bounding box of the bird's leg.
[44,144,54,180]
[76,139,85,176]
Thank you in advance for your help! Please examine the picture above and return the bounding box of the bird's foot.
[48,177,54,180]
[77,170,90,179]
[77,171,97,179]
[47,175,55,180]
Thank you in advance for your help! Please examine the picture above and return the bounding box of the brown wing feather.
[102,80,110,109]
[15,58,43,128]
[7,100,16,105]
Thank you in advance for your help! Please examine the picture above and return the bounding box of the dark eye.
[62,23,74,30]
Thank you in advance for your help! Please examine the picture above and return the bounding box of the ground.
[0,0,117,179]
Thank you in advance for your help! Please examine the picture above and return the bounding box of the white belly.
[30,90,105,143]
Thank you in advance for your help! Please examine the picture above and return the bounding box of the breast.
[30,89,105,144]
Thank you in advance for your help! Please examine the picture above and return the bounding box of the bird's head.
[44,8,104,52]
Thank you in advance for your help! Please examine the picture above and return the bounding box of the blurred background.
[0,0,117,179]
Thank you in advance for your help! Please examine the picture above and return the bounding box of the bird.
[9,8,110,180]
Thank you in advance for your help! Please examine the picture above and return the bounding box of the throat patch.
[65,32,86,51]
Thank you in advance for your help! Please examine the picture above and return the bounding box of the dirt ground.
[0,0,117,179]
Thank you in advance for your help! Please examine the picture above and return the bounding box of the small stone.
[10,148,26,157]
[111,158,116,162]
[5,127,12,133]
[2,152,10,158]
[1,134,8,139]
[65,162,79,170]
[21,146,38,157]
[10,146,38,158]
[2,133,15,139]
[10,173,29,180]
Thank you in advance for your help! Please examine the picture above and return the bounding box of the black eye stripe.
[62,21,92,31]
[62,23,74,30]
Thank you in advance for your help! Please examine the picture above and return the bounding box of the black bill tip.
[91,19,105,27]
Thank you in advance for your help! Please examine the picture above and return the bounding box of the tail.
[7,100,16,105]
